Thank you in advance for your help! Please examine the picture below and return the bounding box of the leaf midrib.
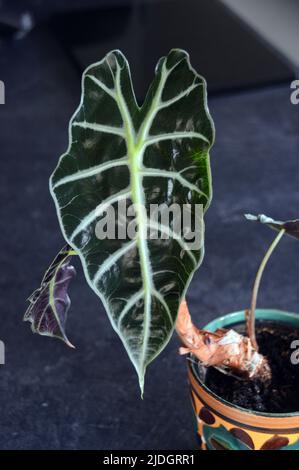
[114,66,155,382]
[114,60,182,380]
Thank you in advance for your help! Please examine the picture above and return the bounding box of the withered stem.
[176,300,271,380]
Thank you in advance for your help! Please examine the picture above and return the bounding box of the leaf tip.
[138,371,145,399]
[64,338,76,349]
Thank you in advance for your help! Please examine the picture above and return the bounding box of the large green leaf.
[50,49,214,390]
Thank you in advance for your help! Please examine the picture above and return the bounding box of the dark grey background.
[0,0,298,450]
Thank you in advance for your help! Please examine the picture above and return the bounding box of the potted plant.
[179,214,299,450]
[24,49,299,451]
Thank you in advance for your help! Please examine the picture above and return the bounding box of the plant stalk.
[67,249,78,256]
[247,228,285,351]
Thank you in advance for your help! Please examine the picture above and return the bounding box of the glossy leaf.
[50,49,214,389]
[24,246,76,347]
[245,213,299,240]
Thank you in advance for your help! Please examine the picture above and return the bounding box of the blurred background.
[0,0,298,450]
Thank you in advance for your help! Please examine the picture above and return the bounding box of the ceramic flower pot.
[188,309,299,450]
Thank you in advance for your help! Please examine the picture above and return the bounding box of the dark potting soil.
[202,321,299,413]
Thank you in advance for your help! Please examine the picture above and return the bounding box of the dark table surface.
[1,26,299,450]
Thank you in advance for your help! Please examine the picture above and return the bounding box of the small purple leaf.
[245,213,299,240]
[24,245,76,347]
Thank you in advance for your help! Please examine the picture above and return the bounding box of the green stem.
[67,249,78,256]
[248,228,285,350]
[61,249,78,256]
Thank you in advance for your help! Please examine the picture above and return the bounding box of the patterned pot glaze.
[188,309,299,450]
